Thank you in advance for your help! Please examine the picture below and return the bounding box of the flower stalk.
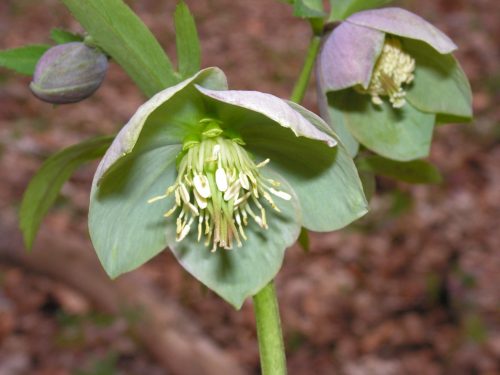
[253,282,287,375]
[290,35,322,103]
[253,30,322,374]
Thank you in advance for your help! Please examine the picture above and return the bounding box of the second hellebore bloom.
[317,7,473,161]
[89,68,367,308]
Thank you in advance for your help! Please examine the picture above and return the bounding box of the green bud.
[30,42,108,104]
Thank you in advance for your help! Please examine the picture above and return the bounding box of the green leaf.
[168,171,301,309]
[0,45,50,75]
[50,28,84,44]
[328,0,394,21]
[404,39,473,121]
[20,136,113,249]
[356,155,443,184]
[294,0,326,18]
[174,1,201,79]
[329,89,436,161]
[61,0,179,97]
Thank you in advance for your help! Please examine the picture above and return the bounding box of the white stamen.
[193,188,208,209]
[215,168,228,192]
[147,194,167,204]
[212,144,220,159]
[224,180,241,201]
[256,159,270,168]
[177,218,193,241]
[239,172,250,190]
[193,174,211,198]
[356,37,415,109]
[197,215,204,242]
[164,206,177,217]
[179,182,190,203]
[269,187,291,201]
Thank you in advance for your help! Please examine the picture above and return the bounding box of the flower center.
[148,120,291,252]
[356,37,415,109]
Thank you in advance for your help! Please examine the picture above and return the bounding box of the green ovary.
[149,127,291,252]
[356,37,416,109]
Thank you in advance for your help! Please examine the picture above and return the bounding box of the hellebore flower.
[317,7,473,161]
[89,68,367,308]
[30,42,108,104]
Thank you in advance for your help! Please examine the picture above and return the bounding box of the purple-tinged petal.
[195,86,337,147]
[317,22,385,91]
[94,67,227,183]
[346,7,457,54]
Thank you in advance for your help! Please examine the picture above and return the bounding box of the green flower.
[89,68,367,308]
[317,7,473,161]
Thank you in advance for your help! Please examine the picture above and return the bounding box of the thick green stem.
[290,35,322,104]
[253,282,286,375]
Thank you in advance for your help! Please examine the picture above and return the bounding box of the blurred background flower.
[316,7,473,161]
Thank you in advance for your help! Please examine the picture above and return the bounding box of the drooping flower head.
[90,68,367,308]
[317,8,473,161]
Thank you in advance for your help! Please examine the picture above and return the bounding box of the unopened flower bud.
[30,42,108,104]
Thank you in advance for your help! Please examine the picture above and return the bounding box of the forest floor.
[0,0,499,374]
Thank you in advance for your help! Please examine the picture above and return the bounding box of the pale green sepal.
[317,92,360,157]
[404,39,473,120]
[168,172,302,309]
[317,22,385,92]
[242,127,367,231]
[330,89,435,161]
[269,145,367,231]
[285,100,336,137]
[94,68,227,183]
[195,86,337,147]
[356,155,442,184]
[346,7,457,54]
[89,145,181,278]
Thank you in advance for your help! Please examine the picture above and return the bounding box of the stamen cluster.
[356,37,415,108]
[149,124,291,252]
